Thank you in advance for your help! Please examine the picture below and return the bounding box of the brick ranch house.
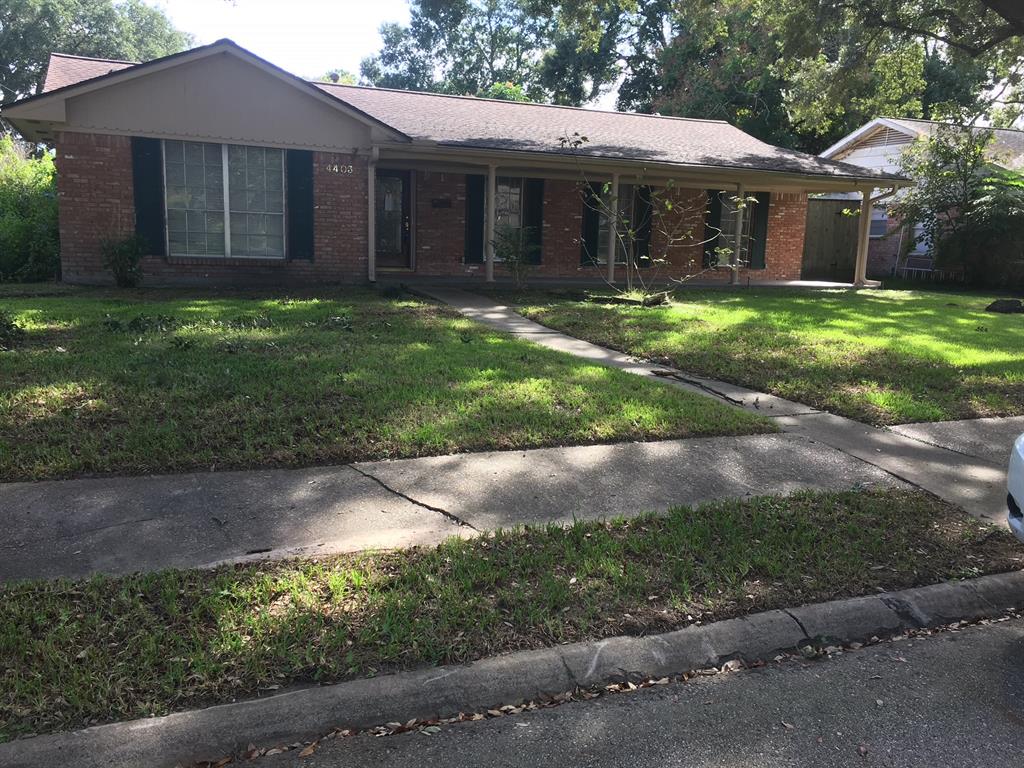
[3,40,905,287]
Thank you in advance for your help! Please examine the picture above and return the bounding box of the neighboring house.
[820,116,1024,279]
[2,40,901,287]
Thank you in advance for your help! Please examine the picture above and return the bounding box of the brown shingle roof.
[315,83,899,180]
[42,52,137,93]
[30,47,902,182]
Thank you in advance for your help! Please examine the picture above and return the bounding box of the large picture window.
[164,140,285,258]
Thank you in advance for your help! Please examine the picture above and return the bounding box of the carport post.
[606,172,619,284]
[485,164,497,283]
[854,188,872,286]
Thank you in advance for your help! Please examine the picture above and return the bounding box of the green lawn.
[1,488,1017,741]
[504,287,1024,425]
[0,286,768,481]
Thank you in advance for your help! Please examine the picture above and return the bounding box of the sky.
[152,0,412,80]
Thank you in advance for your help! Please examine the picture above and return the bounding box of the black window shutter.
[748,192,770,270]
[286,150,315,260]
[580,181,602,265]
[634,185,653,268]
[131,137,165,256]
[523,178,544,264]
[703,189,723,267]
[464,174,485,263]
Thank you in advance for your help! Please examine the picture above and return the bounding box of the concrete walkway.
[0,433,897,581]
[418,287,1015,524]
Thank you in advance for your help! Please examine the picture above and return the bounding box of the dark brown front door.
[375,170,411,268]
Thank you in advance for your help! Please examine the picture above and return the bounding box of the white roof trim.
[819,118,922,159]
[3,39,410,143]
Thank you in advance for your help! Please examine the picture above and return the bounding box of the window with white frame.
[164,140,285,258]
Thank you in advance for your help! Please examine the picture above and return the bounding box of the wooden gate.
[801,199,859,281]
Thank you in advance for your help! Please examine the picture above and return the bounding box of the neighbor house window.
[164,140,285,258]
[869,207,888,239]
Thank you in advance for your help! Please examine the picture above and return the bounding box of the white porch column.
[367,147,378,283]
[485,164,497,283]
[606,172,619,284]
[854,188,872,286]
[730,184,745,285]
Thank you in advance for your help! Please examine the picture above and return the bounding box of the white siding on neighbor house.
[819,130,914,200]
[834,142,909,173]
[63,52,375,152]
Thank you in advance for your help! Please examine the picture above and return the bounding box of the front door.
[375,170,411,268]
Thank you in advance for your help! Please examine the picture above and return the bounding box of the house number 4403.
[325,163,354,174]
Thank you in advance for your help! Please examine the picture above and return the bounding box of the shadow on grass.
[1,292,765,481]
[520,288,1024,425]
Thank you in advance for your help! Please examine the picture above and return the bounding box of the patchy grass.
[0,286,769,481]
[502,287,1024,425]
[1,488,1019,741]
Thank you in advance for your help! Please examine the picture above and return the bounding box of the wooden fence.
[801,199,859,281]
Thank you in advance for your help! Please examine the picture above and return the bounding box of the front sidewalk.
[1,432,897,581]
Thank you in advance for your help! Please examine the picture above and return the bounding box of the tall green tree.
[0,0,191,105]
[892,124,1024,288]
[361,1,555,100]
[360,0,623,104]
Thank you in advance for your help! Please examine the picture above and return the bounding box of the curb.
[3,571,1022,768]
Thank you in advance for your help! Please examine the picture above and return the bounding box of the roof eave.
[383,140,909,189]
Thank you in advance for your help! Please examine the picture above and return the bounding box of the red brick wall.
[408,180,805,282]
[761,192,807,281]
[411,170,470,276]
[54,131,806,285]
[55,132,136,283]
[55,133,368,286]
[868,216,907,278]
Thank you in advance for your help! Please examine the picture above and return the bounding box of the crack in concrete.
[69,515,163,538]
[883,427,990,463]
[781,608,812,640]
[349,465,478,530]
[558,653,581,688]
[880,595,929,628]
[649,370,746,406]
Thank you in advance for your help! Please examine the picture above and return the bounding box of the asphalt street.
[258,616,1024,768]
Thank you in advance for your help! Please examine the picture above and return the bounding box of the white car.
[1009,433,1024,542]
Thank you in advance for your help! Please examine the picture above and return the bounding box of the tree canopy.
[361,0,1023,152]
[0,0,191,105]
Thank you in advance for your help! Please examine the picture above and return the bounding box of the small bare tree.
[559,132,753,302]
